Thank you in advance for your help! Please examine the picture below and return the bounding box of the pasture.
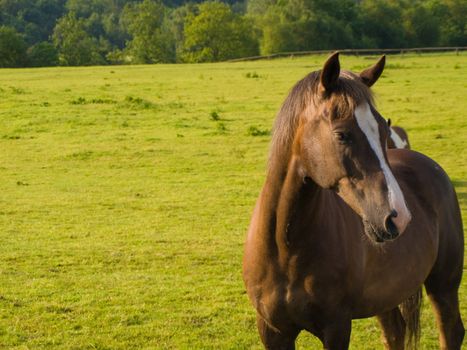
[0,52,466,349]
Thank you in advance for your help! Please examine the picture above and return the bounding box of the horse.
[387,119,410,149]
[242,53,464,350]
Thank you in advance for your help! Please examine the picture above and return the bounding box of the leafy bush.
[181,1,258,62]
[28,42,59,67]
[0,26,28,68]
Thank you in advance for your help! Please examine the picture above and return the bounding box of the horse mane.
[268,70,375,174]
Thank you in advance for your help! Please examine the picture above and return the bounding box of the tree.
[181,1,258,62]
[402,3,440,47]
[27,41,59,67]
[256,5,295,54]
[250,0,358,54]
[0,0,464,67]
[52,12,105,66]
[428,0,466,46]
[168,3,197,62]
[0,26,28,67]
[65,0,132,49]
[358,0,407,48]
[121,0,175,63]
[0,0,66,45]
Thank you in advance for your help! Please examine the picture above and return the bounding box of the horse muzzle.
[383,210,399,239]
[364,209,404,243]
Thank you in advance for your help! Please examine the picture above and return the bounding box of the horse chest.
[252,268,350,331]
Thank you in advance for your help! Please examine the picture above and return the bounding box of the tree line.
[0,0,465,67]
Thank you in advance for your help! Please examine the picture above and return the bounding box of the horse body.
[243,54,464,349]
[244,150,456,333]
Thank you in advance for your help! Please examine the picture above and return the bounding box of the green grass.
[0,52,466,349]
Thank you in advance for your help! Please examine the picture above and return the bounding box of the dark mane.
[268,70,374,173]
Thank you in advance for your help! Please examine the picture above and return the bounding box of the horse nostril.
[384,212,399,239]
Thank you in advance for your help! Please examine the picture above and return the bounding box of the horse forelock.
[268,70,374,172]
[327,71,375,118]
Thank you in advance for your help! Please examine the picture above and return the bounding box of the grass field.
[0,52,466,349]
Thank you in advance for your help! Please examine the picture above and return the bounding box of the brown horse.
[243,53,464,350]
[387,119,410,149]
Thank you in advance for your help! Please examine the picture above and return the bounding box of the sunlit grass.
[0,52,465,349]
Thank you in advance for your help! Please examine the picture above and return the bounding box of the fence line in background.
[227,47,467,62]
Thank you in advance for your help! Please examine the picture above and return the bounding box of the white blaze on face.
[390,128,408,149]
[354,103,412,234]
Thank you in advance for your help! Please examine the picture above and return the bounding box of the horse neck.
[261,154,323,262]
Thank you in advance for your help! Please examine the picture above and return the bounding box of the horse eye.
[335,132,352,145]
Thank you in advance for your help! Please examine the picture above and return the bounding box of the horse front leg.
[425,289,464,350]
[256,314,299,350]
[425,255,465,350]
[377,308,406,350]
[321,317,352,350]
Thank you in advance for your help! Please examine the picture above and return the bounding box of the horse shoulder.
[243,188,362,328]
[387,149,455,207]
[242,189,286,318]
[387,149,462,264]
[390,148,464,265]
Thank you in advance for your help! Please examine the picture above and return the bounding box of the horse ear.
[387,118,392,127]
[360,55,385,87]
[320,52,340,92]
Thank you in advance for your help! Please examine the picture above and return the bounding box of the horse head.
[294,53,411,242]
